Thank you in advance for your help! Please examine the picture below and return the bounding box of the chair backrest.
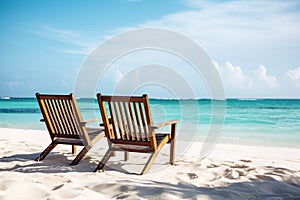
[36,93,87,141]
[97,93,157,149]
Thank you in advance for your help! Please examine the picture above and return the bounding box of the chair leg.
[170,124,176,165]
[72,145,77,154]
[170,140,175,165]
[141,151,159,175]
[124,151,129,161]
[70,146,90,165]
[35,143,57,161]
[94,149,114,172]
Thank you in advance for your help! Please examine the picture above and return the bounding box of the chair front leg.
[141,151,159,175]
[94,148,115,172]
[35,142,57,161]
[170,123,177,165]
[70,146,91,165]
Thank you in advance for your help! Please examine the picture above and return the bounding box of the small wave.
[0,96,11,100]
[237,98,258,101]
[0,108,40,113]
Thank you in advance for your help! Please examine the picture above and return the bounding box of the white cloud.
[33,26,100,55]
[255,65,278,89]
[215,61,279,96]
[144,1,300,39]
[34,26,86,46]
[33,1,300,63]
[35,1,300,58]
[219,61,253,89]
[141,0,300,66]
[286,66,300,87]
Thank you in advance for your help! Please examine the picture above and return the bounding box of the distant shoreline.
[2,96,300,100]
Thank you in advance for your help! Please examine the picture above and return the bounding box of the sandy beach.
[0,128,299,199]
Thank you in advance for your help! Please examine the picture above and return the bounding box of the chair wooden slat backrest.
[98,94,157,150]
[36,93,85,140]
[95,93,178,174]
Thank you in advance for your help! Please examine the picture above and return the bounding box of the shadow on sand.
[1,152,300,199]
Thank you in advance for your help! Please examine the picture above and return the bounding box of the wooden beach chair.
[95,93,179,174]
[35,93,105,165]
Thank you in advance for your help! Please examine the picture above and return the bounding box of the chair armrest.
[80,118,102,126]
[40,119,45,122]
[151,119,179,129]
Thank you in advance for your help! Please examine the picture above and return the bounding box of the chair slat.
[125,102,135,141]
[117,102,125,139]
[113,102,123,139]
[133,102,143,141]
[143,95,153,127]
[119,102,130,140]
[138,102,148,141]
[128,102,138,141]
[108,102,117,140]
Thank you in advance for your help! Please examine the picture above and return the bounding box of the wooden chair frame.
[95,93,179,174]
[35,93,105,165]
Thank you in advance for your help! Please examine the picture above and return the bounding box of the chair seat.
[111,133,170,153]
[155,133,171,143]
[86,127,105,140]
[54,137,85,145]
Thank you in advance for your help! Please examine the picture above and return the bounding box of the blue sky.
[1,0,300,98]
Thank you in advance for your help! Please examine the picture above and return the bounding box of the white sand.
[0,128,299,199]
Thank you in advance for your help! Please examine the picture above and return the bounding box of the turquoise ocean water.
[0,97,299,148]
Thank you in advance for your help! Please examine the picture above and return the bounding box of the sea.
[0,97,299,148]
